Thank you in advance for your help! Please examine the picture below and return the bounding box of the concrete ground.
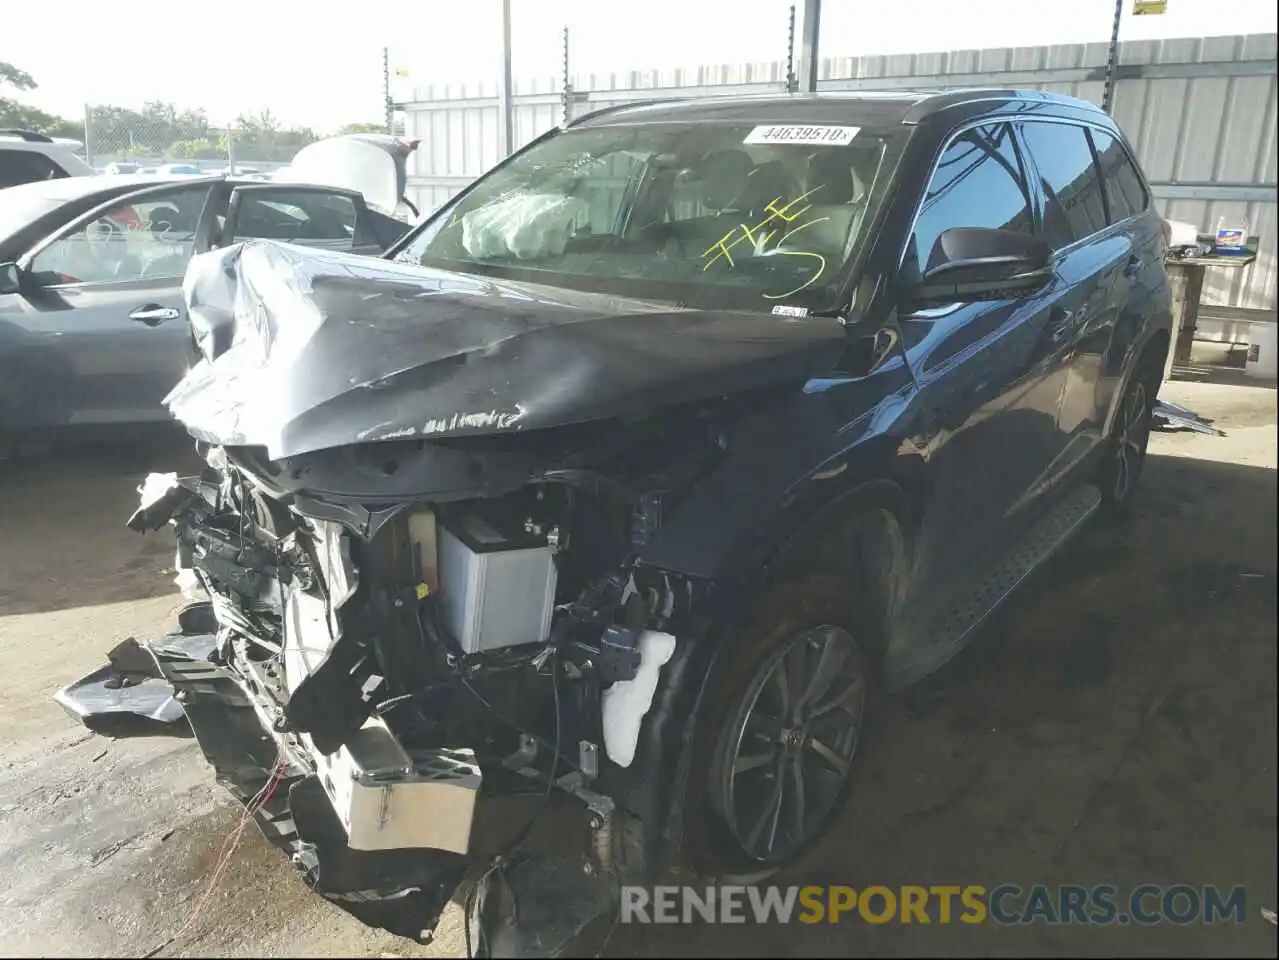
[0,378,1275,958]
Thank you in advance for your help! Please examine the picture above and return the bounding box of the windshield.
[395,121,890,312]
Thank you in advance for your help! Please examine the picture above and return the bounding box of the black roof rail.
[0,128,54,143]
[565,97,695,128]
[900,88,1105,124]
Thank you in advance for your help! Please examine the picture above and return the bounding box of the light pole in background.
[498,0,515,157]
[797,0,822,94]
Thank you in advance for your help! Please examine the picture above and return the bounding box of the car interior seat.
[739,160,799,241]
[796,152,870,260]
[675,149,758,256]
[141,203,198,278]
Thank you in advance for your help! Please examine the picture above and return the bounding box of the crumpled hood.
[168,240,846,460]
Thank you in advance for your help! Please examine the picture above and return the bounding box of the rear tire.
[1097,363,1156,522]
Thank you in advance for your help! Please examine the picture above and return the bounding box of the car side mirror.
[911,227,1053,304]
[0,262,22,296]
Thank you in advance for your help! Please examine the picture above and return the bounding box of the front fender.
[637,356,919,580]
[632,464,923,877]
[619,350,926,875]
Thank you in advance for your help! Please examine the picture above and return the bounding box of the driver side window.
[907,123,1034,278]
[30,185,210,287]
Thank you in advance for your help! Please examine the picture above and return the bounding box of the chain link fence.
[82,104,316,176]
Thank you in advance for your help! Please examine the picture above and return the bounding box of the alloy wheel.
[720,625,866,864]
[1112,378,1152,502]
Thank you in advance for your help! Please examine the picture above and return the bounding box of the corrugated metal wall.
[402,32,1278,313]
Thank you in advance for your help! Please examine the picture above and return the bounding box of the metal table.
[1163,237,1258,382]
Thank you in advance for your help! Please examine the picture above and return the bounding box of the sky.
[5,0,1277,131]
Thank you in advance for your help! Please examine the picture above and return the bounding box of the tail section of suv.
[0,130,95,189]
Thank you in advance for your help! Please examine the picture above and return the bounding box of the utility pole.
[82,104,93,167]
[383,46,394,134]
[1102,0,1124,114]
[497,0,514,157]
[798,0,821,94]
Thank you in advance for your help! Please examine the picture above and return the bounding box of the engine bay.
[122,413,728,920]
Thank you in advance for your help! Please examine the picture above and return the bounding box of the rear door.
[1015,120,1139,483]
[5,182,216,428]
[218,184,399,255]
[1087,126,1167,410]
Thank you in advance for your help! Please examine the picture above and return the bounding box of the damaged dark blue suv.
[58,88,1172,955]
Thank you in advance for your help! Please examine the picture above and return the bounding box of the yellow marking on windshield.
[699,190,833,299]
[701,186,822,270]
[761,216,830,299]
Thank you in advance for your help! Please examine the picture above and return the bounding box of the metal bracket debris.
[1152,398,1226,437]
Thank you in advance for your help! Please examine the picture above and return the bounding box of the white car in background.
[0,130,95,189]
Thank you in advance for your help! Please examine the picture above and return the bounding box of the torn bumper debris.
[54,606,468,942]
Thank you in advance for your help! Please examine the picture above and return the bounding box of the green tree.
[0,61,36,91]
[1,59,83,140]
[226,110,318,162]
[6,62,365,163]
[339,120,406,136]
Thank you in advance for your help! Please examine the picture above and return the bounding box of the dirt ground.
[0,379,1275,959]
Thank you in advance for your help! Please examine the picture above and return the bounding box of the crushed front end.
[55,240,845,954]
[66,458,674,946]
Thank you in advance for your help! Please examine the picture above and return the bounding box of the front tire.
[690,576,873,879]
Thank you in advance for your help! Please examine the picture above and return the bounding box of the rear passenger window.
[1019,122,1108,248]
[909,123,1033,275]
[1089,128,1149,223]
[0,149,67,190]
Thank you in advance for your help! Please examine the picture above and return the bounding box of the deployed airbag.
[461,194,588,260]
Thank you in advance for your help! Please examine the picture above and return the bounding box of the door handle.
[1049,306,1078,345]
[128,304,182,326]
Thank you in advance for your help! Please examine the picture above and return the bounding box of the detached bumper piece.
[53,635,202,737]
[53,604,466,943]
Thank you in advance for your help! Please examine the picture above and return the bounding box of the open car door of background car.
[1,180,217,431]
[220,183,407,256]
